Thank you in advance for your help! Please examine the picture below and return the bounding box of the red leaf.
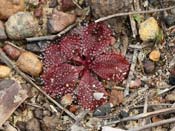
[60,35,83,63]
[82,22,112,58]
[42,22,130,110]
[77,70,107,110]
[90,53,130,83]
[42,64,83,97]
[43,44,65,69]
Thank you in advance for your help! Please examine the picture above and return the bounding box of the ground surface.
[1,0,175,131]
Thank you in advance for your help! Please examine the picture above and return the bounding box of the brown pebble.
[61,0,76,11]
[49,0,58,8]
[26,118,41,131]
[3,44,21,60]
[166,94,175,102]
[143,59,155,74]
[61,93,73,106]
[109,90,124,107]
[38,19,43,25]
[43,110,51,116]
[34,109,43,119]
[16,121,26,131]
[34,6,43,18]
[16,51,43,77]
[47,9,76,33]
[0,0,24,20]
[69,105,78,113]
[129,79,142,89]
[43,116,60,130]
[152,116,162,123]
[149,50,161,62]
[0,65,11,78]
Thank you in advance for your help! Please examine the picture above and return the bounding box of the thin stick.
[0,48,76,120]
[143,94,148,114]
[4,41,25,52]
[95,6,175,23]
[25,102,44,109]
[72,0,82,9]
[131,103,173,109]
[158,85,175,95]
[129,44,150,49]
[141,94,150,129]
[124,46,138,96]
[124,2,139,96]
[129,117,175,131]
[104,107,175,126]
[26,23,76,42]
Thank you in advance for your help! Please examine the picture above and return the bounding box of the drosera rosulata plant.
[41,22,130,110]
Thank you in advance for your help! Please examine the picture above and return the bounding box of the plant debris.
[0,79,29,126]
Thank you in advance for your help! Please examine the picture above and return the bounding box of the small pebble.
[152,116,162,123]
[16,51,43,77]
[61,0,76,11]
[109,90,124,107]
[93,103,111,117]
[35,77,44,86]
[129,79,142,89]
[26,41,48,53]
[164,15,175,27]
[26,118,41,131]
[5,12,38,39]
[0,0,24,20]
[93,92,104,100]
[47,9,76,33]
[166,93,175,102]
[149,50,161,62]
[49,0,58,8]
[139,17,160,41]
[33,109,43,119]
[61,94,73,106]
[16,121,26,131]
[3,44,21,60]
[69,105,78,113]
[0,65,11,78]
[43,116,60,130]
[143,59,155,74]
[119,110,129,118]
[34,6,43,18]
[43,110,51,116]
[169,75,175,85]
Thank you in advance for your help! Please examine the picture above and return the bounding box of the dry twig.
[95,6,175,23]
[124,49,138,96]
[104,107,175,126]
[124,1,140,96]
[26,23,76,42]
[4,41,25,52]
[131,103,173,109]
[129,117,175,131]
[158,85,175,95]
